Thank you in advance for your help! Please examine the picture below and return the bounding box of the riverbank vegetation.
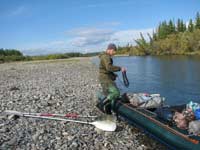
[0,49,30,63]
[0,48,100,63]
[117,12,200,56]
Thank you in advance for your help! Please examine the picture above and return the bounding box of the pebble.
[32,131,40,141]
[0,58,166,149]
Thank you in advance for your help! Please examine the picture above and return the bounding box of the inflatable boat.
[112,99,200,150]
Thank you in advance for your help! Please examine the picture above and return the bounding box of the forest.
[117,12,200,55]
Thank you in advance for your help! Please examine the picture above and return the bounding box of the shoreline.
[0,59,166,149]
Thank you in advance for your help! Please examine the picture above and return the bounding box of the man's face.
[108,49,116,56]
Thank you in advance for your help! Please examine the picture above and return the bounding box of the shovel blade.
[92,115,117,131]
[4,110,23,116]
[92,120,117,131]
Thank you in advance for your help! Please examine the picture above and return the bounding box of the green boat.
[111,100,200,150]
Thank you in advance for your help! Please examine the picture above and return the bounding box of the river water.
[93,55,200,105]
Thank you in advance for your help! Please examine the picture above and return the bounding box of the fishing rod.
[3,110,117,132]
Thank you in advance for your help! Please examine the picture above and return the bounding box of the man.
[98,43,126,114]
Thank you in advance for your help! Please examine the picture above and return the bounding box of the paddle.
[3,110,117,132]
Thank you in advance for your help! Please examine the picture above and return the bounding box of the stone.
[0,59,166,150]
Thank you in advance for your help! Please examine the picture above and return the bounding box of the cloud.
[21,27,154,55]
[98,22,121,27]
[66,28,115,37]
[110,28,154,45]
[186,21,190,28]
[83,1,151,8]
[8,6,26,17]
[22,48,54,56]
[67,28,115,47]
[67,27,154,47]
[21,40,68,55]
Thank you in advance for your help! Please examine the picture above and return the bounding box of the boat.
[97,94,200,150]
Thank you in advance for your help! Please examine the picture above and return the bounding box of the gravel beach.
[0,58,166,150]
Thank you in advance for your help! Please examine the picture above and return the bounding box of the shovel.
[4,110,97,118]
[4,110,117,132]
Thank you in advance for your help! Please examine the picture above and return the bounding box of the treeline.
[0,48,29,63]
[0,48,100,63]
[117,12,200,55]
[31,52,100,60]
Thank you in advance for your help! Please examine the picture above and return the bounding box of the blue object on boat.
[187,101,200,112]
[195,109,200,120]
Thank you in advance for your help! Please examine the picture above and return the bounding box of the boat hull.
[113,101,200,150]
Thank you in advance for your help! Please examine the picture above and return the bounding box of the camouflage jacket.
[99,53,121,80]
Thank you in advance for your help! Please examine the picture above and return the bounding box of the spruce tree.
[177,19,186,32]
[168,20,175,34]
[188,19,194,32]
[152,30,157,41]
[195,12,200,29]
[157,21,169,39]
[182,21,187,32]
[0,48,5,56]
[177,19,181,32]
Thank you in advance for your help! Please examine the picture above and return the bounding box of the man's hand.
[121,67,126,72]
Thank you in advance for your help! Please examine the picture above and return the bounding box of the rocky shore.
[0,58,166,150]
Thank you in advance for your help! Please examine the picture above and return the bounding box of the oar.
[3,110,117,132]
[4,110,97,118]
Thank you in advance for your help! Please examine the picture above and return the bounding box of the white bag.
[139,96,164,108]
[188,120,200,135]
[127,93,164,108]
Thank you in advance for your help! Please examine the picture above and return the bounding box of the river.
[93,55,200,105]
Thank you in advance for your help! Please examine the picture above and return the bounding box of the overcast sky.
[0,0,200,55]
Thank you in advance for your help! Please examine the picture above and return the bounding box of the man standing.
[98,43,126,114]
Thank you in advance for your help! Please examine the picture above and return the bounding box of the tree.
[177,19,181,32]
[182,21,187,32]
[177,19,186,32]
[147,33,153,46]
[157,21,169,39]
[135,33,151,55]
[0,48,5,56]
[195,12,200,29]
[168,20,176,34]
[4,49,23,56]
[188,19,194,32]
[152,30,157,41]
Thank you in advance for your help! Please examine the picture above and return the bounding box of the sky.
[0,0,200,55]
